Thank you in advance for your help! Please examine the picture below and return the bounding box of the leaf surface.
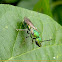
[0,4,62,62]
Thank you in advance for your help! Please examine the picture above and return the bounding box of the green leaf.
[51,1,62,25]
[33,0,53,17]
[4,0,18,3]
[0,4,62,61]
[17,0,38,10]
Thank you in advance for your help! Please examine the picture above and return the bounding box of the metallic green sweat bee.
[24,17,41,47]
[16,17,52,47]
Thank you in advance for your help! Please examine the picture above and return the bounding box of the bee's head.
[35,37,42,47]
[35,41,41,47]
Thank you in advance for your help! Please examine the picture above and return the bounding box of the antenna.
[42,39,52,42]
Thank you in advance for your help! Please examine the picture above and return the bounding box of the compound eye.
[35,41,41,47]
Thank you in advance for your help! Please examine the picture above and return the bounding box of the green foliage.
[51,0,62,25]
[4,0,18,3]
[52,5,62,25]
[33,0,52,17]
[17,0,62,25]
[0,4,62,61]
[17,0,38,10]
[0,0,62,25]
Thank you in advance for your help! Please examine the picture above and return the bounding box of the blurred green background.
[0,0,62,25]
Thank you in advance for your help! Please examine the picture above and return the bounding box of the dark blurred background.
[0,0,62,25]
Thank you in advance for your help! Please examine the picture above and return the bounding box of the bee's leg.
[30,34,36,42]
[26,36,30,38]
[16,29,27,31]
[30,34,33,43]
[30,34,32,38]
[26,30,30,38]
[27,30,30,34]
[32,39,33,44]
[32,38,36,44]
